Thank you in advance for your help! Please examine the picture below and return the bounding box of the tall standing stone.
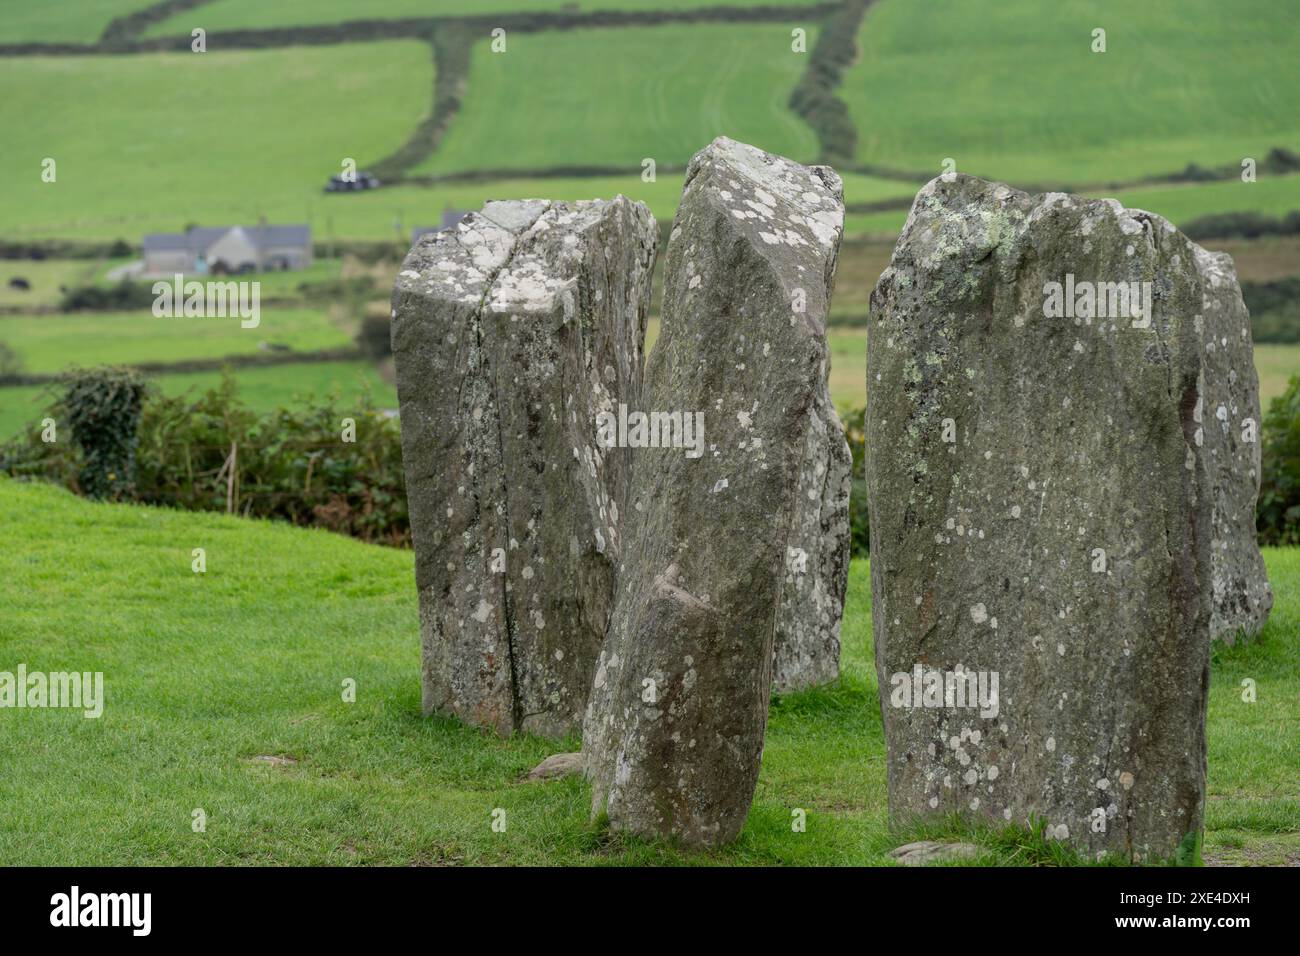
[773,374,852,692]
[868,176,1216,862]
[392,197,657,737]
[1194,245,1272,642]
[583,138,847,846]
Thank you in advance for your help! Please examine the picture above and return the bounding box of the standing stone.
[392,197,657,737]
[1194,245,1272,642]
[868,175,1215,862]
[774,354,853,693]
[583,137,846,847]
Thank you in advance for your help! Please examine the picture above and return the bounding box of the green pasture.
[843,0,1300,185]
[0,308,352,375]
[414,22,820,176]
[0,0,153,44]
[0,44,431,241]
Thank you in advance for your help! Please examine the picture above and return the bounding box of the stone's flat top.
[684,136,844,256]
[895,174,1202,272]
[394,196,646,313]
[479,198,550,234]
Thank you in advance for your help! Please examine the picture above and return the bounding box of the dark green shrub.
[59,367,147,500]
[59,280,157,311]
[355,313,393,359]
[1241,278,1300,344]
[1258,374,1300,545]
[1182,210,1300,241]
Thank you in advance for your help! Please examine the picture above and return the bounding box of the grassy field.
[0,361,396,443]
[0,0,153,44]
[844,0,1300,186]
[145,0,833,36]
[415,23,819,176]
[0,478,1292,866]
[0,44,431,241]
[0,259,124,308]
[0,308,353,374]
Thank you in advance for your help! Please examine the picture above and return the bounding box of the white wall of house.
[205,229,260,272]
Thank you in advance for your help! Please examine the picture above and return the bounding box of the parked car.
[324,171,380,192]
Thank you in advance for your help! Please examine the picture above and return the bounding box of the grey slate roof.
[142,225,311,254]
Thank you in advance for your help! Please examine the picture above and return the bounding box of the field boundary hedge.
[101,0,216,44]
[789,0,872,166]
[1,3,840,57]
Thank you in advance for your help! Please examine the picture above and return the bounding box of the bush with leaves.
[59,280,158,312]
[3,369,409,545]
[1258,374,1300,545]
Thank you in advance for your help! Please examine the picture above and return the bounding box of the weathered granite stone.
[774,357,852,692]
[392,197,657,737]
[1194,245,1272,642]
[868,175,1215,862]
[582,137,846,846]
[524,752,585,781]
[889,841,982,865]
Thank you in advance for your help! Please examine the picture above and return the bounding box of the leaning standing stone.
[868,175,1216,862]
[583,137,847,846]
[1193,245,1272,642]
[392,198,657,737]
[773,395,852,692]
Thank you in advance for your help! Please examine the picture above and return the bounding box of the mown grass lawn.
[0,479,1293,865]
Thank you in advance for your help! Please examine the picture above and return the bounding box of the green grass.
[0,361,396,443]
[144,0,830,36]
[0,0,154,44]
[0,477,1293,865]
[414,23,819,176]
[0,259,116,307]
[0,44,431,241]
[0,308,353,374]
[844,0,1300,186]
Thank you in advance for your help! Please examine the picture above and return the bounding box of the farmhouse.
[142,223,312,276]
